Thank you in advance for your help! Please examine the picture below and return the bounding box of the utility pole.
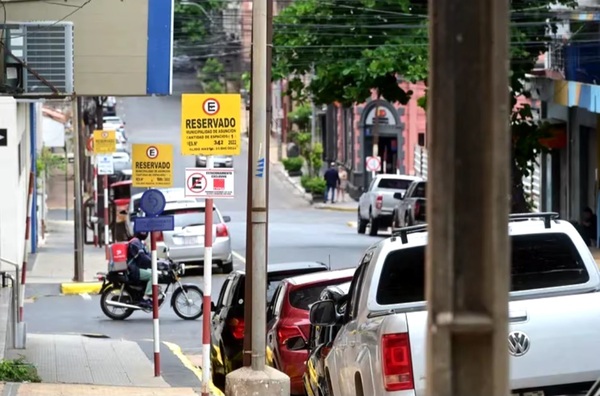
[72,97,84,281]
[426,0,510,396]
[226,0,289,391]
[310,64,317,146]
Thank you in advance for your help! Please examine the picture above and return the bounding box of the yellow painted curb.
[163,341,224,396]
[315,205,357,212]
[60,282,102,295]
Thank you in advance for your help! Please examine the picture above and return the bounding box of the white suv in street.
[311,213,600,396]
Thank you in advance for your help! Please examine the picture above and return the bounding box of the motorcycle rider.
[127,231,153,309]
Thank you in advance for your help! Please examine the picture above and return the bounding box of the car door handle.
[509,310,528,323]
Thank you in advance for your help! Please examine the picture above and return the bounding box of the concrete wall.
[4,0,170,96]
[0,97,30,269]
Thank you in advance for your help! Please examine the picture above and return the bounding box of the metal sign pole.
[201,156,214,396]
[103,174,109,257]
[151,230,160,376]
[93,157,98,246]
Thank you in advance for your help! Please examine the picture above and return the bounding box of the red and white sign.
[202,98,220,116]
[366,156,381,172]
[184,168,234,199]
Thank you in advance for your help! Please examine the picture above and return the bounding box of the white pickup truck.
[310,213,600,396]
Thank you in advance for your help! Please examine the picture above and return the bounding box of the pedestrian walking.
[323,162,340,203]
[337,166,348,202]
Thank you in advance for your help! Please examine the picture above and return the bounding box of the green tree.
[274,0,577,212]
[198,58,226,93]
[174,0,222,45]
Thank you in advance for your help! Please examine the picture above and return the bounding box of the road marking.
[347,221,357,228]
[232,250,246,263]
[163,341,224,396]
[80,293,91,300]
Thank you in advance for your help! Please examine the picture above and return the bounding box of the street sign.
[132,143,174,188]
[181,94,242,156]
[184,167,234,199]
[0,129,7,147]
[93,130,117,154]
[366,156,382,172]
[97,154,114,175]
[139,189,166,217]
[134,216,175,233]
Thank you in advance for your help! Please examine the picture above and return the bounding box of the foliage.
[198,58,226,93]
[283,156,304,172]
[241,72,251,93]
[273,0,428,106]
[0,357,41,383]
[301,175,327,195]
[174,0,223,44]
[308,142,324,175]
[288,105,312,132]
[37,147,66,177]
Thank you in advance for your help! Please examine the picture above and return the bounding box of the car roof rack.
[391,224,428,244]
[509,212,559,229]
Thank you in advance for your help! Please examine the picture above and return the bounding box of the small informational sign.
[134,216,175,233]
[184,167,234,199]
[132,143,174,188]
[97,154,115,175]
[93,130,117,154]
[0,129,7,147]
[181,94,241,156]
[139,189,166,217]
[366,156,382,172]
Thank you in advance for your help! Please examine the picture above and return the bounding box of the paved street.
[24,79,382,386]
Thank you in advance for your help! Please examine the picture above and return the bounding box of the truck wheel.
[368,211,379,236]
[357,209,367,234]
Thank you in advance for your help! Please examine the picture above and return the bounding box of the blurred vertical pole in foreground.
[425,0,511,395]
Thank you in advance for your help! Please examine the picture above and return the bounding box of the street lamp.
[180,0,213,24]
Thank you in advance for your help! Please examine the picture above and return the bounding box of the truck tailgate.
[374,189,403,212]
[406,292,600,396]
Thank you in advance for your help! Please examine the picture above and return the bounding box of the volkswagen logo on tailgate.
[508,331,530,356]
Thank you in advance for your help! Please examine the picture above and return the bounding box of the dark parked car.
[266,269,355,395]
[210,262,329,391]
[303,282,351,396]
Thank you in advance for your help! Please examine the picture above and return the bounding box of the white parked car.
[357,175,421,236]
[155,200,233,274]
[311,213,600,396]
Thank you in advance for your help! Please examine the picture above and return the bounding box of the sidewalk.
[0,383,198,396]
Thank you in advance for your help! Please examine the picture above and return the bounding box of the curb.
[61,282,102,295]
[314,205,357,212]
[163,342,224,396]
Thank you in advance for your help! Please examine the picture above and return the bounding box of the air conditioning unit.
[3,21,74,96]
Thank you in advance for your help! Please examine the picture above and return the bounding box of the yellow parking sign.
[93,130,116,154]
[181,93,241,156]
[132,144,174,188]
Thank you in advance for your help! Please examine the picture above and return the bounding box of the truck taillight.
[154,232,164,242]
[414,201,421,219]
[229,318,245,339]
[216,224,229,237]
[382,333,414,391]
[375,195,383,210]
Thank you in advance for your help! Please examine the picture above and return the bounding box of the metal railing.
[413,146,541,211]
[0,258,20,349]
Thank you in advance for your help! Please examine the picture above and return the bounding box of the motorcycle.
[97,247,204,321]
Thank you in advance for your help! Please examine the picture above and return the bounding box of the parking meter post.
[151,231,160,377]
[201,156,214,396]
[93,159,98,246]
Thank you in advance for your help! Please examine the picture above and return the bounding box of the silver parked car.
[155,200,233,273]
[195,155,233,168]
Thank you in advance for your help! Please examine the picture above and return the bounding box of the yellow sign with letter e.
[132,143,174,188]
[181,93,241,156]
[93,130,116,154]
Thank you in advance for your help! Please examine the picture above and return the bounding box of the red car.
[266,267,356,395]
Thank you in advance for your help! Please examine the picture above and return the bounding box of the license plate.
[183,236,200,245]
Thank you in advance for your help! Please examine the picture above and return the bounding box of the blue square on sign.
[134,216,175,232]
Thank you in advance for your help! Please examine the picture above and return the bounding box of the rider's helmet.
[134,231,148,241]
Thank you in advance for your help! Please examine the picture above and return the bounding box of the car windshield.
[162,207,221,227]
[376,232,590,305]
[377,178,413,190]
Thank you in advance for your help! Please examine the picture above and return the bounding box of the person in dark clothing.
[582,207,597,247]
[323,162,340,203]
[127,231,153,308]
